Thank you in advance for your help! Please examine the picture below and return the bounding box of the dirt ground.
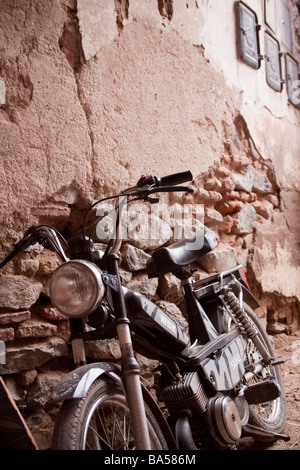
[238,333,300,451]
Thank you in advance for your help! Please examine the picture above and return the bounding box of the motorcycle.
[0,171,289,450]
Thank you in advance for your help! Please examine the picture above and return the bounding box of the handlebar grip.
[158,171,193,187]
[137,171,193,188]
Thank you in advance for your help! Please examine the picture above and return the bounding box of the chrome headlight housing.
[49,260,105,318]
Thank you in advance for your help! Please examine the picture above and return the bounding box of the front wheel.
[243,303,287,439]
[52,376,168,450]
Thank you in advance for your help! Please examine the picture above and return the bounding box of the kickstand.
[242,423,290,442]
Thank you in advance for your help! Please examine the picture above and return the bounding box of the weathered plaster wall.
[0,0,239,247]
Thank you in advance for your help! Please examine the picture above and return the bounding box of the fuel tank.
[123,287,189,358]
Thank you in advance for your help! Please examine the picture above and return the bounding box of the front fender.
[49,361,178,449]
[49,362,122,403]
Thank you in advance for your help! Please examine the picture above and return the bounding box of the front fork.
[106,253,151,450]
[69,254,151,449]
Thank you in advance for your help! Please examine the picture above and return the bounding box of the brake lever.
[147,185,195,195]
[147,197,160,204]
[135,185,194,203]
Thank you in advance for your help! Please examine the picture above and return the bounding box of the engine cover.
[199,335,247,391]
[206,396,242,448]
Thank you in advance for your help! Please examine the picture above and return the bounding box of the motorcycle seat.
[146,231,218,278]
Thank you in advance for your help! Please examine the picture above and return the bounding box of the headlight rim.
[49,259,105,318]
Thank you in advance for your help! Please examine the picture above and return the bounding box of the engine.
[161,371,243,449]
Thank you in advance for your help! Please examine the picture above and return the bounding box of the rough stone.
[216,200,245,215]
[25,371,65,411]
[265,194,279,207]
[128,214,172,251]
[0,327,14,343]
[198,243,238,273]
[127,277,158,299]
[221,233,237,246]
[85,338,121,360]
[31,205,71,221]
[158,273,183,305]
[119,268,133,285]
[16,369,38,388]
[16,258,40,277]
[217,215,234,234]
[0,276,43,310]
[0,338,69,375]
[232,165,256,193]
[121,244,151,271]
[15,319,57,339]
[252,199,274,220]
[204,177,222,191]
[0,310,31,325]
[52,187,79,205]
[214,166,231,178]
[204,207,223,225]
[253,172,273,194]
[232,166,273,195]
[232,204,257,234]
[157,301,188,334]
[3,376,25,404]
[266,322,289,335]
[36,250,62,275]
[221,178,235,193]
[37,305,67,322]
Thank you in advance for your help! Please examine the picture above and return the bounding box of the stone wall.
[0,0,299,448]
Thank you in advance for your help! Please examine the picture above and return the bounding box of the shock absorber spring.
[220,287,273,364]
[221,288,258,338]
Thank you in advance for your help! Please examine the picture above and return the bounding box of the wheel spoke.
[52,379,166,450]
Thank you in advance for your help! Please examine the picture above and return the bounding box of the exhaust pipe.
[175,414,198,450]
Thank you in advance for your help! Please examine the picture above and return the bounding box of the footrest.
[244,380,281,405]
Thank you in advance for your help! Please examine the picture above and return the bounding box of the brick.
[0,310,31,325]
[252,199,274,220]
[38,306,67,321]
[0,327,14,342]
[215,200,245,215]
[232,203,257,234]
[15,319,57,339]
[16,369,38,387]
[204,177,222,191]
[31,205,71,219]
[0,338,68,374]
[198,243,238,272]
[204,207,223,225]
[217,215,234,234]
[0,276,43,309]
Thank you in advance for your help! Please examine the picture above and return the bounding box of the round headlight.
[49,260,105,318]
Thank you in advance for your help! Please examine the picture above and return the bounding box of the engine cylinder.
[161,371,209,418]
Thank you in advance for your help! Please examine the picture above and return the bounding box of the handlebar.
[137,171,193,189]
[0,171,195,269]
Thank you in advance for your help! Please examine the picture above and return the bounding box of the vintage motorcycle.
[0,171,289,450]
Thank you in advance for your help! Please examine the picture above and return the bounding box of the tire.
[243,303,287,439]
[52,376,168,450]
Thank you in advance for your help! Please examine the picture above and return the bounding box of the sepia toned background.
[0,0,299,448]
